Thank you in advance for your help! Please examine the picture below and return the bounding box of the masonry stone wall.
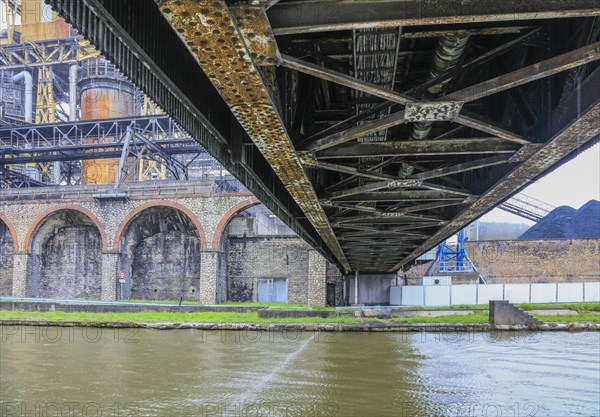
[307,250,327,306]
[0,191,251,253]
[30,226,102,299]
[466,239,600,283]
[0,184,253,301]
[0,221,14,296]
[0,184,340,304]
[130,232,201,301]
[225,236,310,303]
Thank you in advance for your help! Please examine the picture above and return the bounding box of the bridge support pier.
[199,250,223,305]
[308,250,327,306]
[101,252,119,301]
[12,252,30,297]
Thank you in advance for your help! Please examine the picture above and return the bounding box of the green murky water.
[1,327,598,416]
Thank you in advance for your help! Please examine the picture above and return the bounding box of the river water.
[0,327,598,416]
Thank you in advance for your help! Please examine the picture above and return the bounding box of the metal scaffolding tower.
[0,0,241,191]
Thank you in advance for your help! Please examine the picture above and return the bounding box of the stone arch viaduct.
[0,180,328,304]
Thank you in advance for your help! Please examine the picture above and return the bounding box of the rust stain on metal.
[230,3,281,65]
[404,101,464,122]
[158,0,350,270]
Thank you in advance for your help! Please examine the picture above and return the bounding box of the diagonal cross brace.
[283,42,600,150]
[158,0,350,270]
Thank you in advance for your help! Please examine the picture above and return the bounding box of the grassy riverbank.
[1,302,598,325]
[0,310,356,324]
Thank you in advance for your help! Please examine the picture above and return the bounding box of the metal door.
[257,278,288,303]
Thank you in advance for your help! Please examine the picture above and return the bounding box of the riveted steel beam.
[330,179,422,200]
[328,191,468,203]
[447,42,600,102]
[317,138,519,159]
[285,56,528,147]
[304,110,407,152]
[281,54,414,104]
[157,0,350,270]
[287,43,600,148]
[268,1,600,35]
[302,159,402,182]
[407,155,514,181]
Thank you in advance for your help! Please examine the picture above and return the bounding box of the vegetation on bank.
[1,302,598,325]
[390,312,489,324]
[517,302,600,312]
[534,313,599,323]
[0,310,356,324]
[522,303,600,323]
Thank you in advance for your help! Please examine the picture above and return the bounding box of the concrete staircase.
[489,300,543,326]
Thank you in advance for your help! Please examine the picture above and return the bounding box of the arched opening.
[0,218,16,296]
[27,209,103,299]
[117,205,202,301]
[221,204,301,303]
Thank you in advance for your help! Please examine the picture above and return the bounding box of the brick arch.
[212,198,260,249]
[113,201,207,251]
[0,214,19,252]
[24,205,108,252]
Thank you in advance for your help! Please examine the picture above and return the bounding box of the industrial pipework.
[12,70,32,123]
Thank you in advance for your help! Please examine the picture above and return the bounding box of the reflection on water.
[0,327,598,416]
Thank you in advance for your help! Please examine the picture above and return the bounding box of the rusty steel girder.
[268,0,600,35]
[157,0,350,270]
[47,0,600,273]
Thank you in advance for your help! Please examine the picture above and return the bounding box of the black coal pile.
[519,200,600,240]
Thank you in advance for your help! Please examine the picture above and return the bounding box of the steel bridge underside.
[46,0,600,273]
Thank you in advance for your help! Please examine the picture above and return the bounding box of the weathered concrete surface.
[466,239,600,283]
[347,273,398,305]
[2,319,598,332]
[489,300,542,326]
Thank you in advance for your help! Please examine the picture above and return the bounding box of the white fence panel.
[451,285,477,305]
[424,286,450,306]
[390,287,402,305]
[584,282,600,302]
[402,286,424,306]
[477,284,504,305]
[557,283,584,302]
[504,284,530,303]
[530,283,557,303]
